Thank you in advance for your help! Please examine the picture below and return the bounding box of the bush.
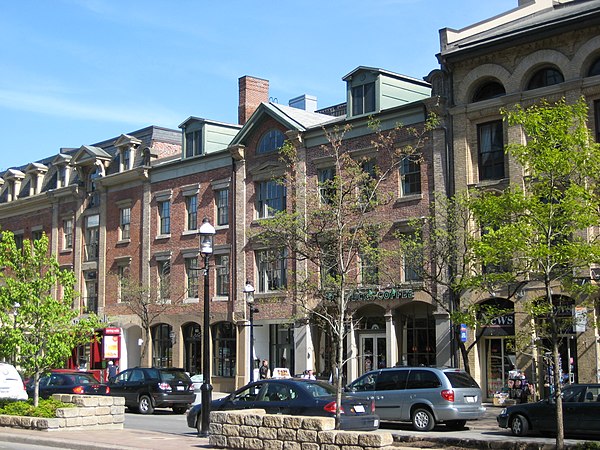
[0,398,74,418]
[574,443,600,450]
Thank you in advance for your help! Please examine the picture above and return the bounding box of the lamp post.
[12,302,20,365]
[199,217,215,438]
[244,282,257,383]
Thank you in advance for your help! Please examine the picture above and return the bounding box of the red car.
[26,370,110,398]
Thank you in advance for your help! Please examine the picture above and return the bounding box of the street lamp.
[244,281,258,383]
[12,302,20,365]
[199,217,215,438]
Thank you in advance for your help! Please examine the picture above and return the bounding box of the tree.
[115,265,174,366]
[255,115,437,428]
[0,232,101,406]
[393,193,519,373]
[469,98,600,449]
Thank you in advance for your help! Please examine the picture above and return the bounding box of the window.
[185,130,202,157]
[183,323,201,375]
[472,81,505,102]
[215,254,230,297]
[256,180,286,218]
[14,234,23,250]
[158,260,171,300]
[352,82,375,116]
[360,234,379,286]
[185,257,199,298]
[318,168,335,205]
[117,265,128,302]
[400,156,421,196]
[63,218,73,250]
[401,232,422,282]
[186,195,197,231]
[32,230,43,241]
[527,67,564,90]
[216,189,229,226]
[158,201,170,235]
[121,149,131,171]
[257,130,285,154]
[120,207,131,240]
[85,278,98,313]
[589,58,600,77]
[360,159,377,205]
[85,215,99,261]
[213,322,236,377]
[151,324,173,368]
[256,248,287,292]
[57,166,67,187]
[478,121,505,181]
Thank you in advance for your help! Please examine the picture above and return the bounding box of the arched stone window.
[183,322,202,375]
[588,57,600,77]
[526,67,564,90]
[472,81,505,102]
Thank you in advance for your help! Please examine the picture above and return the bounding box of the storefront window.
[486,338,515,398]
[270,324,295,375]
[183,323,201,376]
[402,309,436,366]
[151,323,173,368]
[213,322,235,377]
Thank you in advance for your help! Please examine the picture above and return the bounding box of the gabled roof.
[113,134,142,148]
[24,162,48,174]
[230,102,336,146]
[343,66,431,88]
[71,145,112,166]
[2,169,25,180]
[51,153,72,165]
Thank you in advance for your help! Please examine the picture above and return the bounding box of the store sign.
[460,324,468,342]
[103,335,120,359]
[349,288,414,302]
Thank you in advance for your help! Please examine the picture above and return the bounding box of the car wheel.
[173,406,187,414]
[411,407,435,431]
[446,420,467,430]
[138,395,154,415]
[510,414,529,437]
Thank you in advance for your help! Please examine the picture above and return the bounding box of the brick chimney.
[238,76,269,125]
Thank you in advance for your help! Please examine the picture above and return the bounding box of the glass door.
[360,334,387,376]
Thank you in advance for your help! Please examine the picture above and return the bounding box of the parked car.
[497,383,600,437]
[187,378,379,433]
[0,363,27,401]
[108,367,194,414]
[345,367,486,431]
[26,370,110,398]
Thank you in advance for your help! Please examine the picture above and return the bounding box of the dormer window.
[257,129,285,154]
[185,130,202,157]
[352,82,375,116]
[121,148,131,171]
[57,166,66,187]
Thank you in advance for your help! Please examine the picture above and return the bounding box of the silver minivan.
[345,367,485,431]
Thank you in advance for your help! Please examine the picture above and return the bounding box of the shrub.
[0,398,74,418]
[574,443,600,450]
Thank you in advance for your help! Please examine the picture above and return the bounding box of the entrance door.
[360,334,387,376]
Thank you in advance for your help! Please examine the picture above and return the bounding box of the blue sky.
[0,0,511,170]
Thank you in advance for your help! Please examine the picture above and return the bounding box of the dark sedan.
[497,384,600,437]
[26,371,110,398]
[187,378,379,433]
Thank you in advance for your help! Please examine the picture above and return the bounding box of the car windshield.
[303,381,336,398]
[74,374,99,385]
[444,371,480,388]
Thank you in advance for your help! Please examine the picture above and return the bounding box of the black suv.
[108,367,195,414]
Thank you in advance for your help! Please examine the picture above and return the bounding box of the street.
[121,405,600,448]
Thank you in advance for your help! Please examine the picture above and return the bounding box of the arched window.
[588,57,600,77]
[151,323,173,368]
[257,129,285,154]
[526,67,564,90]
[472,81,506,102]
[183,323,202,375]
[213,322,236,377]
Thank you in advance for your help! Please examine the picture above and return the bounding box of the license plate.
[354,404,365,413]
[465,396,476,403]
[176,386,184,391]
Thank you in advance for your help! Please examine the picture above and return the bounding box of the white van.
[0,363,28,401]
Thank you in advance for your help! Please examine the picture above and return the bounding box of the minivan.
[345,367,485,431]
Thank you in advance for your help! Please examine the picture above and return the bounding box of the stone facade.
[208,409,394,450]
[0,394,125,431]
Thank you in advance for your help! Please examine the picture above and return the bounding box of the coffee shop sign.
[350,287,414,302]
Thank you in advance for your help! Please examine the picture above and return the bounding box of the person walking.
[259,360,270,379]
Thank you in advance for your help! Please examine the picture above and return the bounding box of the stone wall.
[208,409,394,450]
[0,394,125,431]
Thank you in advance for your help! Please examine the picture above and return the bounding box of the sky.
[0,0,512,171]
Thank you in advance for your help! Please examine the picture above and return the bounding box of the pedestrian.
[302,369,316,380]
[259,360,270,379]
[107,360,118,380]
